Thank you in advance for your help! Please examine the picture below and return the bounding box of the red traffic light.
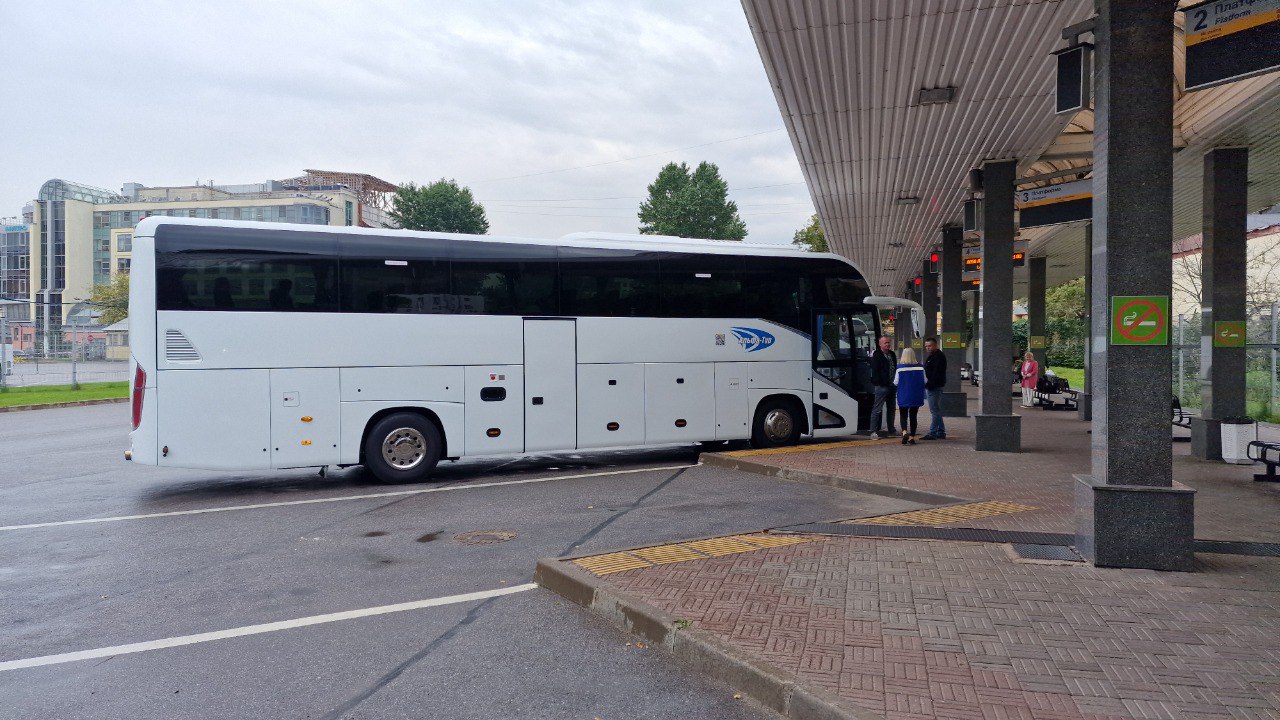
[930,252,939,263]
[914,276,922,285]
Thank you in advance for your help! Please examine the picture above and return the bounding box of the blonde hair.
[900,347,918,364]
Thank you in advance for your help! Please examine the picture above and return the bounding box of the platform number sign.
[1213,321,1246,348]
[1110,296,1169,346]
[1182,0,1280,91]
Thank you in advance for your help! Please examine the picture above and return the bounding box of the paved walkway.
[549,388,1280,720]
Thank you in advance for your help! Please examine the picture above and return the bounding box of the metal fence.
[0,302,129,389]
[1173,302,1279,420]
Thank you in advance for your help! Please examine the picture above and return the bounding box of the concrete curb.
[0,396,128,413]
[535,556,884,720]
[701,452,965,507]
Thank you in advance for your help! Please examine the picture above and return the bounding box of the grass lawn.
[1048,366,1084,388]
[0,381,129,408]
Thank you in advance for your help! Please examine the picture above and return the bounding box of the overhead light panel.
[917,87,957,105]
[895,196,920,206]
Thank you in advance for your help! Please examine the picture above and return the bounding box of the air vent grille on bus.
[164,330,202,362]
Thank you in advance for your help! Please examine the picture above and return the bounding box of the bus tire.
[363,412,443,484]
[751,398,801,448]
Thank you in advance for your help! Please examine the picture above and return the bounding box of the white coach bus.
[127,217,898,483]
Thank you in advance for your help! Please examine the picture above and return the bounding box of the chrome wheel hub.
[763,409,794,442]
[383,427,427,470]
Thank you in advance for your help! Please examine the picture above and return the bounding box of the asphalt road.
[1,403,925,720]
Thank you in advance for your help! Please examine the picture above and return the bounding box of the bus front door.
[813,310,875,433]
[524,319,578,452]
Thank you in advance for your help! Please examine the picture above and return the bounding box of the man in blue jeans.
[921,337,947,440]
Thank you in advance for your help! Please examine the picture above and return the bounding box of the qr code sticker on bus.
[715,334,726,346]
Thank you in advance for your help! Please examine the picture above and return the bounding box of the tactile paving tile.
[722,438,897,457]
[569,533,824,576]
[849,500,1037,526]
[572,552,652,575]
[630,544,706,565]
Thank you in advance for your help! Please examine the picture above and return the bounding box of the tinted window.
[341,236,451,313]
[659,253,742,318]
[813,259,870,308]
[559,247,661,317]
[452,240,558,315]
[742,256,811,331]
[155,225,338,312]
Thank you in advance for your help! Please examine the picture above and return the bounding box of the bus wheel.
[364,413,443,484]
[751,399,800,448]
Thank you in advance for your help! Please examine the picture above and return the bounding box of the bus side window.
[559,248,660,317]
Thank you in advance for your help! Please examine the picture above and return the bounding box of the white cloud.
[0,0,813,243]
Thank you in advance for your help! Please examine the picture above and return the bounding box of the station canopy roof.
[743,0,1280,294]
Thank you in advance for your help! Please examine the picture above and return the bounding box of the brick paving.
[737,389,1280,542]
[583,387,1280,719]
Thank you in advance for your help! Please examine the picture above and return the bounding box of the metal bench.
[1247,441,1280,483]
[1033,377,1077,411]
[1171,396,1193,442]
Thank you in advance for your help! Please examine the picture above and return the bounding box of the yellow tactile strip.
[572,533,822,576]
[846,500,1037,527]
[723,438,899,457]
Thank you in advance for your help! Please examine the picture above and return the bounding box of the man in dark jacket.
[921,337,947,439]
[868,336,897,438]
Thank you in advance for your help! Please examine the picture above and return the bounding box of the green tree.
[89,273,129,325]
[637,161,747,240]
[791,214,829,252]
[389,179,489,234]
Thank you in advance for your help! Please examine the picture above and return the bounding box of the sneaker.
[869,432,881,440]
[920,435,938,441]
[901,432,909,445]
[907,436,917,446]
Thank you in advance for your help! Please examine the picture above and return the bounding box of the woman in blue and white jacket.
[894,347,927,445]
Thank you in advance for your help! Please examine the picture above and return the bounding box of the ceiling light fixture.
[895,196,921,206]
[917,87,957,105]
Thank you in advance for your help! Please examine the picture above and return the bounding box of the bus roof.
[136,216,859,267]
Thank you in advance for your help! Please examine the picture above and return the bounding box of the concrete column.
[1191,147,1249,460]
[1076,0,1193,571]
[1077,222,1093,420]
[975,159,1021,452]
[921,257,938,339]
[1028,256,1047,375]
[940,225,968,415]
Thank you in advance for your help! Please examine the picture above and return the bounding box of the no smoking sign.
[1110,296,1169,346]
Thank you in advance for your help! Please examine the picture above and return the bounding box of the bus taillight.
[131,363,146,430]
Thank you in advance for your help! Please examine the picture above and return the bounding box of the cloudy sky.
[0,0,814,244]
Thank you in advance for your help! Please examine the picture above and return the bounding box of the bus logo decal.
[730,327,775,353]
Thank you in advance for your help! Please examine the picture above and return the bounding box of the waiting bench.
[1033,377,1077,411]
[1247,441,1280,483]
[1171,397,1194,442]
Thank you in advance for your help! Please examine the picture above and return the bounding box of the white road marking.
[0,464,698,532]
[0,583,537,672]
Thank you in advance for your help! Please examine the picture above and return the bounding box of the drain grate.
[453,530,517,545]
[1012,543,1083,562]
[780,522,1074,546]
[1193,539,1280,557]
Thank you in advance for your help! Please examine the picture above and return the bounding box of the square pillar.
[1190,147,1249,460]
[1077,222,1093,420]
[921,256,939,339]
[975,159,1021,452]
[969,289,981,385]
[1076,0,1193,571]
[940,225,968,416]
[1028,256,1047,374]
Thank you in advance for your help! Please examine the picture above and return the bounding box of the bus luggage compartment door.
[524,319,577,452]
[270,368,340,468]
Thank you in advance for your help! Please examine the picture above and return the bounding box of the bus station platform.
[537,388,1280,720]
